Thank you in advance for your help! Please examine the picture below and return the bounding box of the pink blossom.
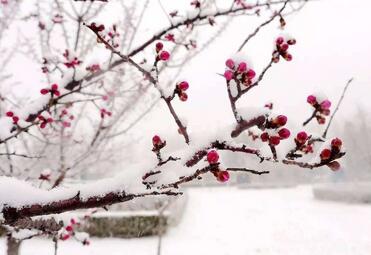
[224,70,233,81]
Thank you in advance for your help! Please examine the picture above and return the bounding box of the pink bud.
[296,131,308,143]
[51,84,58,90]
[179,92,188,102]
[224,70,233,81]
[331,137,342,149]
[287,39,296,45]
[246,69,256,79]
[276,37,284,45]
[320,149,332,161]
[217,171,230,182]
[61,234,70,241]
[152,135,162,146]
[278,128,291,139]
[156,42,163,52]
[159,51,170,61]
[178,81,189,91]
[6,111,14,117]
[269,136,281,146]
[40,89,49,95]
[237,62,247,73]
[280,43,289,51]
[321,100,331,110]
[327,161,340,171]
[284,53,293,61]
[260,132,269,142]
[207,150,219,164]
[12,116,19,124]
[225,59,235,69]
[276,115,287,126]
[307,95,317,105]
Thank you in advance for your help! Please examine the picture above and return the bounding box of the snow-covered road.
[2,186,371,255]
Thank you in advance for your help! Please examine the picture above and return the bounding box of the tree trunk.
[6,236,21,255]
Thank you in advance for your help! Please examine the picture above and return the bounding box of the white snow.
[1,186,370,255]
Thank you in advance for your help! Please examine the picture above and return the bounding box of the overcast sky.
[5,0,371,144]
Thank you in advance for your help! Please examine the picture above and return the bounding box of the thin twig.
[322,78,354,138]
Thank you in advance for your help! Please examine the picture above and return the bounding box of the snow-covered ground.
[1,186,370,255]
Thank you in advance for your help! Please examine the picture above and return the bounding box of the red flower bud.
[296,131,308,143]
[178,81,189,91]
[260,132,269,142]
[179,92,188,102]
[51,84,58,90]
[217,170,230,182]
[246,69,256,79]
[278,128,290,139]
[237,62,247,73]
[207,150,219,164]
[320,100,331,110]
[40,89,49,95]
[225,59,235,69]
[327,161,341,171]
[6,111,14,117]
[320,149,332,161]
[159,51,170,61]
[276,37,284,45]
[287,39,296,45]
[280,43,289,51]
[331,137,342,149]
[269,136,281,146]
[307,95,317,105]
[224,70,233,81]
[276,115,287,126]
[152,135,162,146]
[12,116,19,124]
[156,42,163,52]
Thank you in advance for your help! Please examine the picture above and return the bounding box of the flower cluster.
[224,58,256,87]
[60,218,89,245]
[59,108,74,128]
[155,42,170,61]
[40,83,61,97]
[89,22,105,33]
[106,24,120,48]
[86,64,101,73]
[206,150,230,183]
[6,111,19,125]
[63,49,82,68]
[307,94,331,124]
[175,81,189,102]
[100,108,112,119]
[260,115,290,146]
[294,131,314,154]
[38,114,53,129]
[272,35,296,63]
[320,138,343,171]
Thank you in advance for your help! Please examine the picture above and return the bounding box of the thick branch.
[2,190,180,224]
